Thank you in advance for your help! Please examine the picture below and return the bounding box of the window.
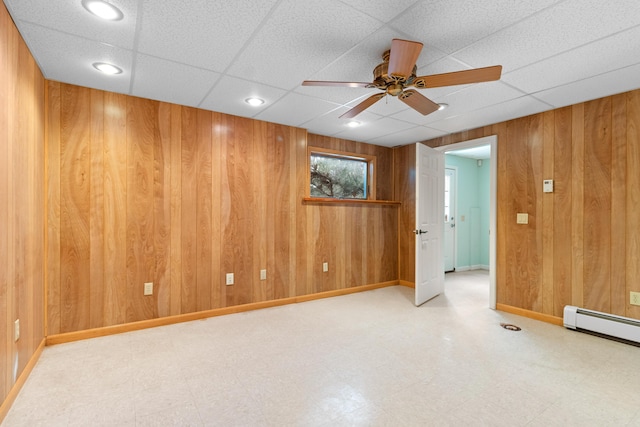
[308,147,376,200]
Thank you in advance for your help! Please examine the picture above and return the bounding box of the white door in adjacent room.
[415,143,445,306]
[444,167,456,272]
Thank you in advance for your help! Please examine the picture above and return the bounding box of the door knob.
[413,229,428,235]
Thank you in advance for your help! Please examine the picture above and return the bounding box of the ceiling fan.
[302,39,502,119]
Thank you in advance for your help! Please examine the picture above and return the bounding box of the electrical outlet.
[260,269,267,281]
[322,262,328,272]
[144,282,153,296]
[631,291,640,306]
[14,319,20,342]
[226,273,234,285]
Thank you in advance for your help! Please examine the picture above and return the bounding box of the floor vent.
[563,305,640,345]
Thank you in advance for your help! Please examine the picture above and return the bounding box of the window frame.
[306,146,377,201]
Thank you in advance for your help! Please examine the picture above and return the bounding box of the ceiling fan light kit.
[302,38,502,119]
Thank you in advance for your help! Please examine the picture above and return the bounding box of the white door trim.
[435,135,497,310]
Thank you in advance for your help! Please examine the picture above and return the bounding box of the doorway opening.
[436,135,497,309]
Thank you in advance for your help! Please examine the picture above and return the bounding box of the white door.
[444,168,456,272]
[415,143,445,306]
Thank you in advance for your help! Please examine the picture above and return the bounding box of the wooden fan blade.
[302,80,372,88]
[340,93,385,119]
[414,65,502,88]
[398,90,440,116]
[388,39,423,79]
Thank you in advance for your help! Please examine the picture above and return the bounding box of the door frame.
[435,135,497,310]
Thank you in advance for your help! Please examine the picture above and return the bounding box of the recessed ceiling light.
[92,62,123,74]
[245,97,265,106]
[81,0,124,21]
[346,121,361,128]
[437,103,448,111]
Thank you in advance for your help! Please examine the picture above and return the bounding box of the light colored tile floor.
[3,270,640,426]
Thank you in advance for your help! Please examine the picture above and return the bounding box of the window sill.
[302,197,401,206]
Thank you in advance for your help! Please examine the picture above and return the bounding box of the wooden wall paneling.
[45,83,61,334]
[290,129,305,298]
[89,89,105,329]
[252,121,268,303]
[295,130,311,296]
[1,7,46,407]
[552,107,573,317]
[1,7,11,400]
[33,61,45,349]
[154,103,172,318]
[218,114,232,306]
[527,114,544,312]
[610,94,627,316]
[493,121,508,306]
[169,104,182,315]
[626,91,640,319]
[60,85,92,333]
[180,107,198,313]
[503,119,528,308]
[571,103,585,307]
[103,92,127,326]
[541,111,555,315]
[16,38,33,370]
[271,125,291,300]
[224,116,254,307]
[583,98,612,313]
[209,113,222,309]
[312,206,326,293]
[126,97,157,322]
[196,109,212,311]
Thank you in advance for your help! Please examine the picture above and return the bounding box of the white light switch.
[260,269,266,281]
[543,179,554,193]
[516,213,529,224]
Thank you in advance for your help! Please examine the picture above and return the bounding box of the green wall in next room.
[445,154,490,270]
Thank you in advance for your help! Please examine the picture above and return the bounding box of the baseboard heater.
[563,305,640,345]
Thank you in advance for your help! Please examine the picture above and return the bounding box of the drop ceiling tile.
[333,115,417,141]
[199,76,287,118]
[454,0,640,73]
[137,0,279,71]
[254,92,342,128]
[390,0,561,54]
[534,63,640,108]
[339,0,419,23]
[295,86,373,106]
[227,0,381,90]
[366,126,448,147]
[430,95,552,133]
[303,107,357,137]
[416,81,525,125]
[131,54,221,108]
[4,0,137,49]
[502,25,640,94]
[17,23,132,94]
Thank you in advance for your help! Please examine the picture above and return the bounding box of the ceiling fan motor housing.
[372,50,417,92]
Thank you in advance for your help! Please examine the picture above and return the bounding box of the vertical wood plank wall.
[0,3,45,411]
[417,91,640,320]
[46,83,398,334]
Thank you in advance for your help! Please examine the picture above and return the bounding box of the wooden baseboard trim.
[0,338,46,423]
[46,280,400,346]
[398,280,414,288]
[496,303,564,326]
